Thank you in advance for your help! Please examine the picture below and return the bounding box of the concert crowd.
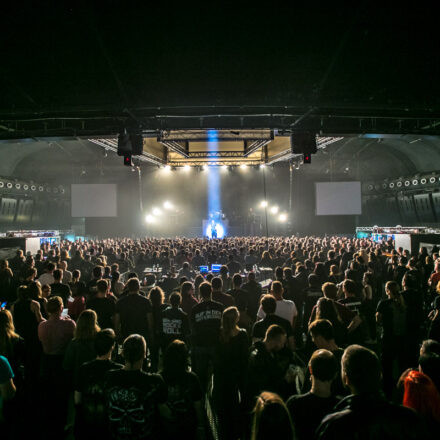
[0,235,440,439]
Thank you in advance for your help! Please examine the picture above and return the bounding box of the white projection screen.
[315,182,362,215]
[71,184,117,217]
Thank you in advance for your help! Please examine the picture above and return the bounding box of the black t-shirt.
[377,298,407,340]
[252,314,293,340]
[161,306,190,346]
[75,359,123,426]
[115,294,153,340]
[87,296,116,329]
[287,392,339,440]
[160,371,203,436]
[50,282,71,307]
[227,288,250,311]
[105,369,167,440]
[189,300,224,347]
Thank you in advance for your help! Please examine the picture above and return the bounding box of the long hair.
[27,281,42,300]
[74,309,100,340]
[316,297,343,325]
[403,370,440,422]
[148,286,165,307]
[161,339,189,383]
[385,281,406,310]
[0,310,20,356]
[220,306,239,343]
[251,392,294,440]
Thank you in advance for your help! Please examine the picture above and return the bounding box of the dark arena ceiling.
[0,2,440,179]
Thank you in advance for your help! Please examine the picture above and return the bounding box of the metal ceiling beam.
[158,140,189,158]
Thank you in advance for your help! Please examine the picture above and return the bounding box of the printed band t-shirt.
[189,300,224,347]
[105,369,167,440]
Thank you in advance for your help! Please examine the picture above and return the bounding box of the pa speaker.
[130,134,143,156]
[290,131,317,154]
[117,132,132,156]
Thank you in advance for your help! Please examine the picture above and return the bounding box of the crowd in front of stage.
[0,235,440,439]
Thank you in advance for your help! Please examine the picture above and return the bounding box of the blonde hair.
[0,310,20,356]
[220,306,239,343]
[75,309,100,340]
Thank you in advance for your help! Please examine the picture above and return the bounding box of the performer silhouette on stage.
[211,222,218,238]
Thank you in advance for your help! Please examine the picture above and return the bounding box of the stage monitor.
[199,266,209,274]
[211,264,221,273]
[71,184,117,217]
[315,182,362,215]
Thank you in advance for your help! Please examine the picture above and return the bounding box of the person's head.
[420,339,440,357]
[275,266,283,280]
[46,296,63,317]
[248,271,256,282]
[199,282,212,300]
[219,265,228,277]
[122,334,146,368]
[46,262,55,273]
[41,284,51,298]
[148,286,165,307]
[363,271,374,287]
[72,269,80,281]
[403,370,440,422]
[169,292,181,308]
[59,260,67,271]
[385,280,405,306]
[126,277,140,294]
[94,328,116,357]
[27,281,42,300]
[112,271,120,282]
[402,273,417,290]
[181,281,194,297]
[211,276,223,291]
[232,273,242,288]
[316,297,339,324]
[309,349,338,383]
[270,281,284,299]
[341,345,382,395]
[162,339,189,381]
[283,267,292,279]
[92,265,103,279]
[260,294,277,315]
[220,306,239,343]
[0,310,19,353]
[309,319,335,348]
[251,392,294,440]
[342,279,357,298]
[322,282,338,300]
[53,269,63,282]
[96,279,108,295]
[264,324,287,352]
[75,309,100,340]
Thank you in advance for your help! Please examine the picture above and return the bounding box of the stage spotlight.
[421,178,427,185]
[260,200,268,208]
[260,164,266,169]
[404,180,410,187]
[145,215,155,224]
[163,201,173,210]
[163,165,171,172]
[429,177,436,184]
[240,164,248,170]
[203,165,209,171]
[270,206,279,214]
[278,213,287,222]
[152,207,162,216]
[183,165,191,171]
[222,165,228,172]
[412,179,418,186]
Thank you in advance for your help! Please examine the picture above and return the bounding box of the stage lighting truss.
[88,138,165,166]
[266,136,343,165]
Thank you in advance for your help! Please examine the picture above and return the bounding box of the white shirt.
[257,298,298,324]
[38,273,55,286]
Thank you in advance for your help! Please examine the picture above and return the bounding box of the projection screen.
[315,182,362,215]
[71,184,117,217]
